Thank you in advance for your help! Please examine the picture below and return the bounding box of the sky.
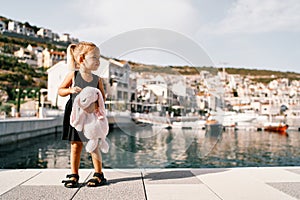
[1,0,300,73]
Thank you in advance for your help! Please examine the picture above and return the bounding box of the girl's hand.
[70,86,82,94]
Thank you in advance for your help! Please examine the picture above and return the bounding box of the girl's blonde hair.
[67,41,97,70]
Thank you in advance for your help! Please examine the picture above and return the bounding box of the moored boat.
[132,112,206,129]
[263,122,289,134]
[205,119,223,137]
[222,111,257,127]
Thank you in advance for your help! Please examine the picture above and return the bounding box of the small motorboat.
[264,122,288,134]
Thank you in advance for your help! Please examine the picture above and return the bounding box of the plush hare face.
[78,86,100,109]
[70,86,105,128]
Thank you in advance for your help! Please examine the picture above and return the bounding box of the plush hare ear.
[100,139,109,153]
[96,89,105,118]
[70,95,81,126]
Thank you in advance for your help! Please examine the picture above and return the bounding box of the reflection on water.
[0,125,300,169]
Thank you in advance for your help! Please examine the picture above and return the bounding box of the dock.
[1,167,300,200]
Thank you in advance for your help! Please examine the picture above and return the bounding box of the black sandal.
[62,174,79,188]
[86,172,107,187]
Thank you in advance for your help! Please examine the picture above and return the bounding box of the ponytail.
[67,44,77,70]
[67,42,97,70]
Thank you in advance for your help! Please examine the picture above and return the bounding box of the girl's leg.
[87,145,105,186]
[71,141,83,174]
[63,141,83,187]
[91,145,102,173]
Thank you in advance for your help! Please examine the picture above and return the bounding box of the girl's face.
[82,47,100,71]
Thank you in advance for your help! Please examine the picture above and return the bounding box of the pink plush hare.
[70,86,109,153]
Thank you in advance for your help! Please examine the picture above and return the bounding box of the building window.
[117,91,122,99]
[124,92,128,101]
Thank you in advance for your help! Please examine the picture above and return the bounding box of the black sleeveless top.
[62,71,100,141]
[72,71,99,102]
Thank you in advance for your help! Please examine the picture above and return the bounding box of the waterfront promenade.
[1,167,300,200]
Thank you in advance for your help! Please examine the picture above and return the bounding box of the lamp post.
[15,82,21,117]
[38,88,47,118]
[30,89,39,117]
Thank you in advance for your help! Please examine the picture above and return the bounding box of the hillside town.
[46,56,300,132]
[1,17,300,130]
[0,17,77,68]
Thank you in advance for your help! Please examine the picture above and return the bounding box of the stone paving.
[1,167,300,200]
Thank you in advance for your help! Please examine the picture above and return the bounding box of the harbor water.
[1,123,300,169]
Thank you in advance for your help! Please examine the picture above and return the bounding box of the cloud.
[71,0,200,43]
[199,0,300,34]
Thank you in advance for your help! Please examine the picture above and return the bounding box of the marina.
[1,122,299,169]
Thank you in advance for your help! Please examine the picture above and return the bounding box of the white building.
[37,28,52,39]
[14,47,31,59]
[105,59,132,103]
[47,56,131,110]
[0,21,6,32]
[50,50,66,66]
[137,75,168,102]
[60,33,70,42]
[24,26,35,36]
[47,60,70,109]
[52,33,60,42]
[59,33,79,43]
[42,48,52,67]
[33,48,66,68]
[13,45,40,67]
[8,20,23,33]
[7,20,36,36]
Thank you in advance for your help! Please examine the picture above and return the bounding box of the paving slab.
[143,169,220,200]
[0,185,78,200]
[0,169,92,200]
[267,182,300,200]
[143,169,202,184]
[22,169,91,186]
[239,167,300,182]
[196,168,297,200]
[146,184,221,200]
[286,168,300,176]
[74,169,145,200]
[0,169,40,195]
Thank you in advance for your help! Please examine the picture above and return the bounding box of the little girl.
[58,41,107,188]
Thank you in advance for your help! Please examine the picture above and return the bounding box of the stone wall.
[0,116,63,145]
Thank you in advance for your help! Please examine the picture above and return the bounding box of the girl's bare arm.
[58,72,81,97]
[98,78,106,101]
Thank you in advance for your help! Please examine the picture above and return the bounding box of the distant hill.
[127,60,218,75]
[221,67,300,83]
[127,60,300,81]
[223,67,300,77]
